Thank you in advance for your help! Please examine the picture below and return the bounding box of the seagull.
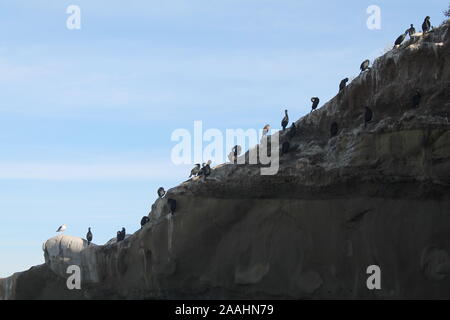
[56,224,67,233]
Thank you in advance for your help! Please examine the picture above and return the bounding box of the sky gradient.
[0,0,447,277]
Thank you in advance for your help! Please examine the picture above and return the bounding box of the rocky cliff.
[1,23,450,300]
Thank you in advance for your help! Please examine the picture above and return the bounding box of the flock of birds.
[53,16,433,247]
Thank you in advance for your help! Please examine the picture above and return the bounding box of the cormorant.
[281,110,289,131]
[288,122,297,139]
[422,16,431,34]
[228,145,242,162]
[203,160,212,180]
[141,216,150,228]
[360,60,371,73]
[56,224,67,233]
[339,78,349,92]
[157,187,166,198]
[86,227,93,245]
[189,164,201,177]
[197,163,206,176]
[406,24,416,37]
[395,32,408,46]
[412,90,422,108]
[364,107,373,127]
[167,198,177,215]
[330,122,339,137]
[310,97,320,113]
[117,228,126,242]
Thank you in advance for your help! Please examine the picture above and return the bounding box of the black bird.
[364,107,373,127]
[203,160,212,180]
[394,32,408,46]
[281,141,290,155]
[288,122,297,139]
[330,122,339,137]
[228,145,242,162]
[167,198,177,215]
[189,164,201,177]
[86,227,93,246]
[412,90,422,108]
[339,78,349,92]
[422,16,431,34]
[281,110,289,131]
[117,227,126,242]
[197,162,206,177]
[310,97,320,113]
[157,187,166,198]
[141,216,150,228]
[406,24,416,37]
[360,59,371,73]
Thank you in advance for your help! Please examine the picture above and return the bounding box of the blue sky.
[0,0,447,277]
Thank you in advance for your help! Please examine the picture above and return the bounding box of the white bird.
[56,224,67,233]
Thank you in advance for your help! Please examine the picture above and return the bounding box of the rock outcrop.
[1,23,450,300]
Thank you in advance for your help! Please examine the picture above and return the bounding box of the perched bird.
[189,164,201,177]
[281,110,289,131]
[202,160,212,180]
[330,122,339,137]
[141,216,150,228]
[288,122,297,139]
[56,224,67,233]
[262,124,271,136]
[167,198,177,215]
[310,97,320,113]
[197,162,206,177]
[394,32,408,46]
[406,24,416,37]
[412,90,422,108]
[422,16,431,34]
[86,227,93,245]
[157,187,166,198]
[364,107,373,127]
[117,228,126,242]
[228,145,242,162]
[339,78,349,92]
[281,141,290,155]
[360,60,371,73]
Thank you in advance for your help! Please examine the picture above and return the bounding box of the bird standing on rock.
[339,78,349,92]
[189,164,201,177]
[86,227,93,245]
[310,97,320,113]
[117,228,126,242]
[141,216,150,228]
[281,110,289,131]
[228,145,242,162]
[157,187,166,198]
[406,24,416,37]
[422,16,431,34]
[360,60,371,73]
[394,32,408,47]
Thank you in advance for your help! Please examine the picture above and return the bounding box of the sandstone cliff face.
[1,24,450,300]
